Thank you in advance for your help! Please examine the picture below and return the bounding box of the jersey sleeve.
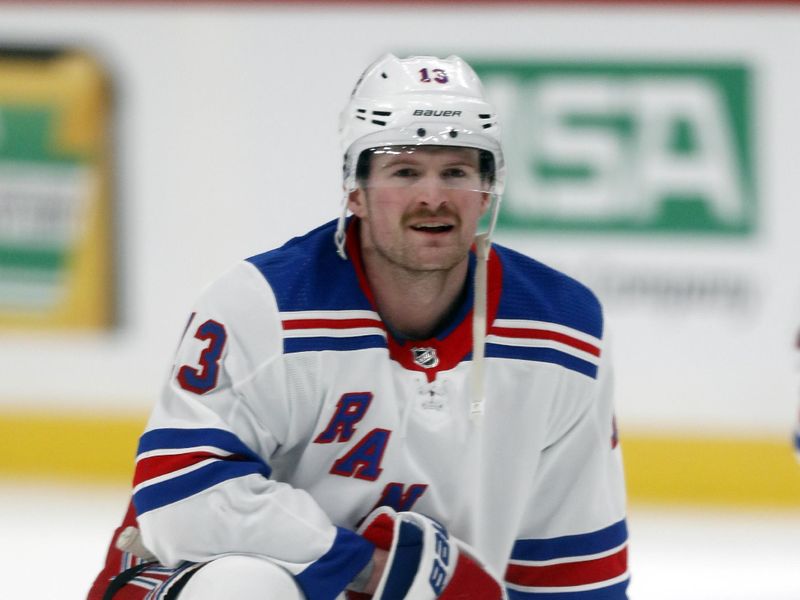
[504,333,629,599]
[132,261,373,600]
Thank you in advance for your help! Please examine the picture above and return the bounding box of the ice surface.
[2,481,797,599]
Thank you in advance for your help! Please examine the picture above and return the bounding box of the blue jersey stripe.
[134,458,270,515]
[137,427,264,464]
[284,335,387,354]
[486,344,598,379]
[507,578,629,600]
[295,526,375,600]
[511,520,628,562]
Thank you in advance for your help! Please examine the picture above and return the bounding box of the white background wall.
[1,3,798,436]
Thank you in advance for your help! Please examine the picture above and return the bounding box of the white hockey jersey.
[130,218,629,600]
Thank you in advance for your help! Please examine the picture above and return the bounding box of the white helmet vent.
[478,113,497,130]
[355,107,393,127]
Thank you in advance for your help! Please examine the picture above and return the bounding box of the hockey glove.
[355,506,506,600]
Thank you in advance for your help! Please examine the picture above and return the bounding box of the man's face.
[348,146,491,274]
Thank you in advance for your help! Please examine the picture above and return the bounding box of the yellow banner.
[0,48,114,329]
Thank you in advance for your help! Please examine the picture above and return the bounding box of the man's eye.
[392,168,418,178]
[442,168,467,178]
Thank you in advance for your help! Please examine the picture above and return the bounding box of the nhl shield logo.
[411,347,439,368]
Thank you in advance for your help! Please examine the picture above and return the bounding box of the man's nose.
[413,175,448,207]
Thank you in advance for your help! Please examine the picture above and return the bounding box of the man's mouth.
[410,223,454,234]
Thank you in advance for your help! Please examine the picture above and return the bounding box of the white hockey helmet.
[335,54,505,258]
[340,53,505,194]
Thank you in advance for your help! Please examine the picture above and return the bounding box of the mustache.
[402,206,460,225]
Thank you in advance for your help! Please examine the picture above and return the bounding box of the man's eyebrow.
[378,156,421,169]
[441,159,479,167]
[380,156,479,168]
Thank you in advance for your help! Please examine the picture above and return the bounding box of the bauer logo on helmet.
[412,109,463,117]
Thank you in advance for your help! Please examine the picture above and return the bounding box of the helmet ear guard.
[335,53,505,260]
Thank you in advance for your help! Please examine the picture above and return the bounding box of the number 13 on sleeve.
[177,319,228,394]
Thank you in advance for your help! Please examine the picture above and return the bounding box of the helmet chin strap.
[470,231,489,420]
[335,191,350,260]
[470,191,500,421]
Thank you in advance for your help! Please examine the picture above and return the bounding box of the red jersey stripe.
[505,546,627,588]
[282,318,385,331]
[134,451,229,486]
[490,327,601,357]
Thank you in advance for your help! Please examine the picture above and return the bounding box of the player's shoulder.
[246,219,338,275]
[244,218,369,313]
[189,258,279,325]
[493,243,604,339]
[186,223,341,314]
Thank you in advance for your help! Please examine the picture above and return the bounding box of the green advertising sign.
[471,61,755,234]
[0,106,81,274]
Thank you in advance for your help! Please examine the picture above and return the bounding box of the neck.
[361,249,470,341]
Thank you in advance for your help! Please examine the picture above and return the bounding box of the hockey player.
[89,54,629,600]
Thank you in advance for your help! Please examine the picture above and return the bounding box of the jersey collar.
[345,217,502,382]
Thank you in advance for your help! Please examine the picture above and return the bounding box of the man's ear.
[348,188,367,218]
